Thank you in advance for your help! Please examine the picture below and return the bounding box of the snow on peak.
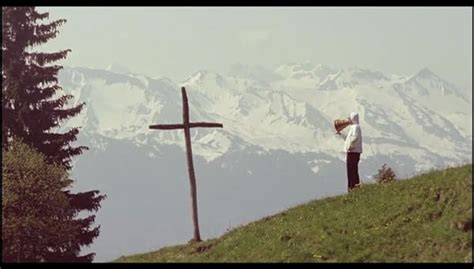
[273,62,337,91]
[407,67,448,85]
[316,67,388,91]
[341,67,389,81]
[275,62,335,80]
[414,67,437,79]
[228,63,283,82]
[57,64,471,164]
[181,70,223,86]
[105,62,130,74]
[390,74,408,83]
[403,67,462,97]
[149,76,176,88]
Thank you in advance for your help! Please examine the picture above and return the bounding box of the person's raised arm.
[337,131,348,140]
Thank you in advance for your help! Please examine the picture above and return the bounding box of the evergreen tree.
[2,7,105,262]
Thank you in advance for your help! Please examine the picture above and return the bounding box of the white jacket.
[341,112,363,153]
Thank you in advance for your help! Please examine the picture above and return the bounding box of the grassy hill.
[115,164,472,262]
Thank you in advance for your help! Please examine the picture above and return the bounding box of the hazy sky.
[39,7,472,90]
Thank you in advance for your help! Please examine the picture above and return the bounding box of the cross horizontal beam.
[149,124,184,130]
[190,122,223,128]
[149,122,223,130]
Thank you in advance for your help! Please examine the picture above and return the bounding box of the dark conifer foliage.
[2,7,105,262]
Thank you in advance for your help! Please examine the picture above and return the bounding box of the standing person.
[338,112,363,192]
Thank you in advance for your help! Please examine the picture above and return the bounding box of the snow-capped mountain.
[57,63,472,261]
[105,62,131,74]
[228,63,283,83]
[315,67,389,91]
[273,62,336,90]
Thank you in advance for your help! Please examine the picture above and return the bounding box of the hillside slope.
[115,164,472,262]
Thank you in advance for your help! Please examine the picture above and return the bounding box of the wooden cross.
[149,87,223,242]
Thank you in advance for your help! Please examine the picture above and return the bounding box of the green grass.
[115,164,472,262]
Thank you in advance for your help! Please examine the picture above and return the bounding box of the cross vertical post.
[181,87,201,242]
[149,87,223,242]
